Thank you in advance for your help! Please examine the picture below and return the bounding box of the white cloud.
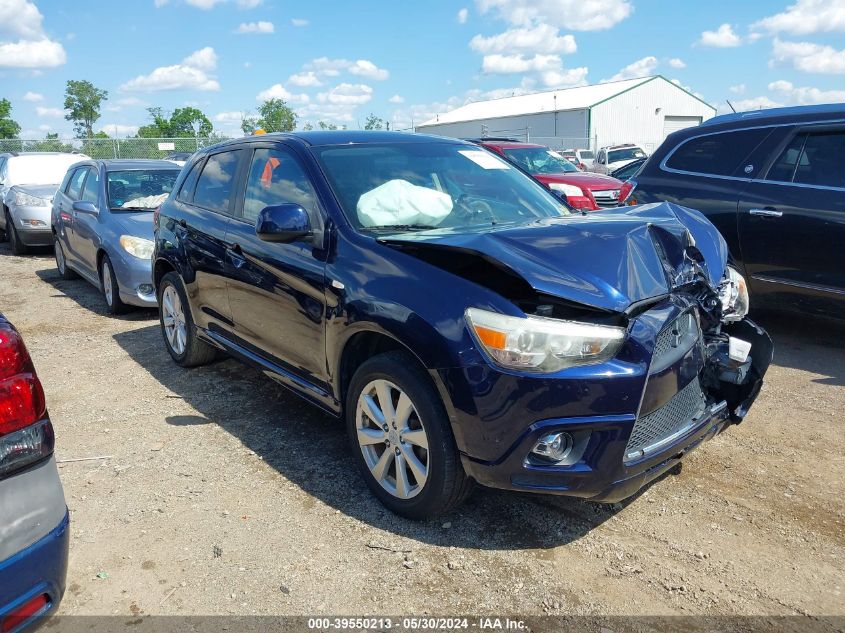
[470,24,576,55]
[185,0,225,8]
[317,83,373,105]
[235,20,274,34]
[752,0,845,35]
[100,123,140,137]
[768,79,845,104]
[237,0,262,8]
[291,18,308,27]
[37,123,50,131]
[668,57,686,69]
[388,94,405,104]
[154,0,169,6]
[348,59,389,80]
[36,106,64,117]
[182,46,217,70]
[771,38,845,74]
[729,83,746,94]
[603,56,658,81]
[730,96,784,112]
[0,0,47,39]
[475,0,632,31]
[288,71,322,87]
[256,83,310,104]
[698,23,741,47]
[121,47,220,92]
[482,53,562,74]
[0,2,67,70]
[23,91,44,102]
[457,7,468,23]
[214,111,245,123]
[541,66,588,88]
[304,57,389,80]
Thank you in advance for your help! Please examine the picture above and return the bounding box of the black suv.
[626,104,845,319]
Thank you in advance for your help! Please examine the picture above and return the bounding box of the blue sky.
[2,0,845,138]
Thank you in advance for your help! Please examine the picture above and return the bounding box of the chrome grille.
[592,189,621,207]
[653,311,699,362]
[624,378,706,462]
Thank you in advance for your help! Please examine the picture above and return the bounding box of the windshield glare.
[313,143,570,232]
[502,147,578,174]
[608,147,646,162]
[107,169,180,210]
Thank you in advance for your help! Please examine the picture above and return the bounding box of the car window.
[81,168,100,203]
[193,150,243,214]
[177,160,201,203]
[793,131,845,188]
[66,167,88,200]
[579,150,594,160]
[765,134,807,183]
[242,147,319,224]
[665,128,773,176]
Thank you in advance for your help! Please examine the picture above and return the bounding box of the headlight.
[9,191,49,207]
[719,266,749,322]
[548,182,585,198]
[466,307,626,373]
[119,235,154,259]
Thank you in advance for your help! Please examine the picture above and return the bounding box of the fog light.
[531,431,573,462]
[138,284,154,296]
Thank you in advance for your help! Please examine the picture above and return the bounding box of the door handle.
[749,208,782,218]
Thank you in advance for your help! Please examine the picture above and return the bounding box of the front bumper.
[110,252,157,308]
[439,300,772,503]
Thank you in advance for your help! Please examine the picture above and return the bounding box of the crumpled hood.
[380,202,729,314]
[113,210,155,239]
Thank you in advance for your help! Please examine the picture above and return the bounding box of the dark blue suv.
[153,131,772,519]
[624,104,845,320]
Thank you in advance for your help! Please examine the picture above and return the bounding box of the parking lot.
[1,241,842,618]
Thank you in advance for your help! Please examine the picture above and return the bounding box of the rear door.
[62,167,90,270]
[70,166,102,275]
[225,143,330,393]
[737,125,845,316]
[170,150,246,336]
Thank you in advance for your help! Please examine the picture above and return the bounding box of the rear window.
[578,150,594,159]
[608,147,646,162]
[665,128,772,176]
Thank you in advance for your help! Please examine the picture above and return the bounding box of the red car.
[476,140,624,211]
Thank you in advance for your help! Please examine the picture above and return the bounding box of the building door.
[663,116,702,139]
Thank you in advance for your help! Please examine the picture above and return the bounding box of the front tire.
[157,271,217,367]
[6,211,29,255]
[346,350,473,520]
[100,254,128,315]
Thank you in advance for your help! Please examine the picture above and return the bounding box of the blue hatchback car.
[51,160,182,314]
[152,131,772,519]
[0,314,68,632]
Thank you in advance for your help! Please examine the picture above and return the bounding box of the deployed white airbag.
[357,179,453,227]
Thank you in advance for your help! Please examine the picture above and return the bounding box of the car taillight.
[0,323,52,477]
[620,180,637,205]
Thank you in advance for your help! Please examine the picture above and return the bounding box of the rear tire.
[54,236,78,280]
[346,350,473,520]
[157,271,217,367]
[6,211,29,255]
[100,254,128,315]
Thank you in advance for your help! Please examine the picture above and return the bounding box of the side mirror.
[255,204,311,243]
[72,200,98,215]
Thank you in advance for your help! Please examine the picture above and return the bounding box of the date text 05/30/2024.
[306,617,527,630]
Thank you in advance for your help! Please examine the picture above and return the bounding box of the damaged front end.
[381,202,772,500]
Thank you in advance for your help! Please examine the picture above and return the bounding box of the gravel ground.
[1,242,843,620]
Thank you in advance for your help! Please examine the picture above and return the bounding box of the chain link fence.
[0,137,230,160]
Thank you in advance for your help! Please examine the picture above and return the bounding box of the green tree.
[138,107,212,138]
[64,80,108,139]
[0,98,21,139]
[301,121,314,131]
[317,120,337,130]
[25,132,73,153]
[363,113,384,130]
[241,115,259,135]
[255,98,296,133]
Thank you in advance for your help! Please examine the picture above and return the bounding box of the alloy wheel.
[355,379,429,499]
[161,284,187,355]
[55,240,66,274]
[101,262,114,306]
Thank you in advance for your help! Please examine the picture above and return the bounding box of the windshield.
[608,147,646,163]
[312,142,570,232]
[502,147,578,174]
[578,150,595,159]
[7,155,82,186]
[107,169,180,210]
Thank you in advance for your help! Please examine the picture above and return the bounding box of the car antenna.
[725,100,737,113]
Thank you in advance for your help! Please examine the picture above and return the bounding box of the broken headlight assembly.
[466,307,626,373]
[718,266,750,323]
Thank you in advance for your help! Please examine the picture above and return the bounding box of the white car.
[0,152,89,253]
[591,144,648,175]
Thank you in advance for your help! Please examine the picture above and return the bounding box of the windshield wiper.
[363,224,441,232]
